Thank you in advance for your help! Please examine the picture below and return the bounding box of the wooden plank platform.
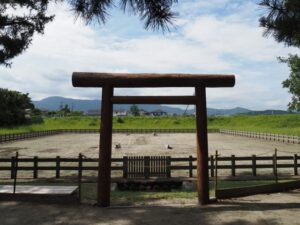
[216,180,300,199]
[0,185,79,204]
[0,185,78,195]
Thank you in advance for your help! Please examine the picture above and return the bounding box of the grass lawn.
[83,180,287,202]
[1,114,300,135]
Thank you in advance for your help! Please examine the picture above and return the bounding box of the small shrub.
[29,116,44,124]
[88,121,97,126]
[117,117,124,123]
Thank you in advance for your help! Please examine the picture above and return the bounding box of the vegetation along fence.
[219,129,300,144]
[0,130,61,143]
[2,154,299,180]
[1,128,299,144]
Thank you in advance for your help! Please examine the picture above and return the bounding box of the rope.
[256,149,277,156]
[183,91,195,115]
[277,149,300,154]
[15,153,33,158]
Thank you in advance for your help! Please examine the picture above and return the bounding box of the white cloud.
[183,15,298,62]
[0,0,298,110]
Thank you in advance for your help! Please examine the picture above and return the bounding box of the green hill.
[208,114,300,135]
[0,114,300,136]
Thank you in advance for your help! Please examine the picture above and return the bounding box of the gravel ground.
[1,189,300,225]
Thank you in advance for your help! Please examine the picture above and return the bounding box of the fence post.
[123,156,128,178]
[56,156,60,178]
[144,156,150,179]
[215,150,218,196]
[231,155,236,176]
[11,156,15,179]
[252,154,256,176]
[166,156,171,178]
[78,153,83,203]
[189,155,193,178]
[294,154,298,176]
[210,155,214,177]
[33,156,38,179]
[273,149,278,183]
[13,152,18,194]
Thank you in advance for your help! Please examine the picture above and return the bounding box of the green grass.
[208,114,300,135]
[80,180,288,202]
[1,114,300,135]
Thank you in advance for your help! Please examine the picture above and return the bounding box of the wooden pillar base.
[98,85,113,207]
[195,86,209,205]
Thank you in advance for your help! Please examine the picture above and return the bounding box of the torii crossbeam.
[72,72,235,207]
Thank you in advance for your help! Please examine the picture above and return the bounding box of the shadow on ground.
[1,190,300,225]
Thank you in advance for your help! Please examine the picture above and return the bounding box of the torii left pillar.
[98,85,113,207]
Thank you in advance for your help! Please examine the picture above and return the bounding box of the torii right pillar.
[195,86,209,204]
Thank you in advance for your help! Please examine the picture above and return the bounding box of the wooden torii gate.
[72,72,235,207]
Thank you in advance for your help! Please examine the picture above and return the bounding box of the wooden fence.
[1,128,299,144]
[0,130,61,143]
[123,156,171,178]
[0,129,220,143]
[1,154,299,179]
[220,129,300,144]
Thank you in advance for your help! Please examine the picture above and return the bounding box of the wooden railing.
[2,128,299,145]
[220,129,300,144]
[2,154,299,179]
[0,130,61,143]
[0,129,220,143]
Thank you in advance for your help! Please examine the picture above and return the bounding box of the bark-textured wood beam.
[98,85,113,207]
[72,73,235,88]
[195,86,209,205]
[111,96,197,104]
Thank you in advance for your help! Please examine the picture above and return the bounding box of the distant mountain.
[243,110,297,115]
[207,107,251,116]
[32,96,193,115]
[33,96,101,111]
[33,96,294,116]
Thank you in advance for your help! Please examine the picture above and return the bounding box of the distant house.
[113,109,128,116]
[138,109,150,116]
[149,109,167,116]
[86,109,101,116]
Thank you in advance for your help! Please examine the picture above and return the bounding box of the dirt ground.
[1,189,300,225]
[0,133,299,178]
[0,133,299,158]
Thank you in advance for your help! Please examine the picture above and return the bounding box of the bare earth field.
[1,189,300,225]
[0,133,299,158]
[0,133,299,178]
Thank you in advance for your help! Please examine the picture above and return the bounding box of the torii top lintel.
[72,72,235,88]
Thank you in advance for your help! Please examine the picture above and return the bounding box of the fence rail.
[1,128,300,144]
[0,130,61,143]
[220,129,300,144]
[0,129,220,143]
[2,154,299,179]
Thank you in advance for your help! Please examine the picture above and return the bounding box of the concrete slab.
[0,185,78,195]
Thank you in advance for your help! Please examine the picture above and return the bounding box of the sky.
[1,0,299,110]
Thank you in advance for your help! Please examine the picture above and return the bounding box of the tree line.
[0,88,42,126]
